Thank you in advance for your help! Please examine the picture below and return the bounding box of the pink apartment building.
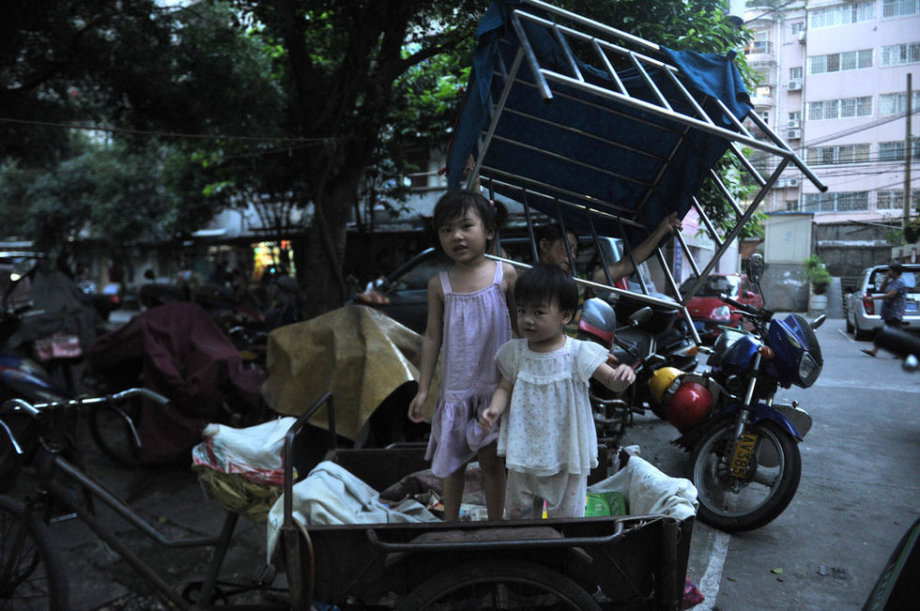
[740,0,919,223]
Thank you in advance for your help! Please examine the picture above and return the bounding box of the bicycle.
[0,388,287,610]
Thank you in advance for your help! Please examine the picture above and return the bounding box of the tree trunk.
[304,171,361,318]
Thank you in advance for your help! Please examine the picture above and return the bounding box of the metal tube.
[629,52,672,110]
[655,247,681,301]
[510,12,553,100]
[198,512,240,608]
[553,25,583,81]
[521,188,541,264]
[673,230,702,278]
[496,73,684,136]
[712,97,755,140]
[636,124,691,212]
[691,196,724,249]
[589,214,615,287]
[499,106,664,161]
[684,160,789,300]
[489,134,652,186]
[480,167,645,224]
[553,198,578,275]
[728,143,767,187]
[467,49,524,190]
[53,456,222,548]
[591,39,626,94]
[747,110,827,191]
[539,69,794,157]
[520,0,661,53]
[485,254,682,309]
[664,69,712,124]
[708,168,745,218]
[48,481,190,610]
[617,220,649,295]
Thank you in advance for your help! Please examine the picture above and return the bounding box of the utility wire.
[0,116,336,145]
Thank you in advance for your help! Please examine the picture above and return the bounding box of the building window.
[881,41,920,66]
[790,21,806,34]
[809,2,875,28]
[806,144,870,165]
[785,199,799,211]
[879,91,920,115]
[878,139,920,161]
[789,66,803,80]
[788,111,801,123]
[808,49,873,74]
[878,190,920,209]
[759,110,770,123]
[807,96,872,120]
[803,192,869,212]
[754,85,772,98]
[883,0,920,18]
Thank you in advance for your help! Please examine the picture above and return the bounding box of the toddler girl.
[480,264,635,519]
[408,190,517,521]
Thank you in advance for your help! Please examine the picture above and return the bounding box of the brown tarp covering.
[89,302,265,463]
[262,305,439,440]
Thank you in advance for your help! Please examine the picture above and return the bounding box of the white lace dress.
[496,337,607,477]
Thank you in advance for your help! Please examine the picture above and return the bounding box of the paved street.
[12,316,920,609]
[624,316,920,610]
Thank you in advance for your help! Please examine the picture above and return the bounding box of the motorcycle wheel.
[689,419,801,532]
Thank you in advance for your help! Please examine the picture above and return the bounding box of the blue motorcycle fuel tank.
[719,333,761,374]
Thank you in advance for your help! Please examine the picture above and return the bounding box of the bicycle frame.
[0,389,278,610]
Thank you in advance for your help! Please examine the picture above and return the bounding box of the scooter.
[578,296,700,443]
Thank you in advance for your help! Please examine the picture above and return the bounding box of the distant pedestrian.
[861,263,908,357]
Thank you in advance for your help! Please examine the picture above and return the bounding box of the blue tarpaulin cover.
[447,0,752,243]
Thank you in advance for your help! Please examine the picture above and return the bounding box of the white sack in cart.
[588,456,697,520]
[266,461,438,560]
[192,417,296,485]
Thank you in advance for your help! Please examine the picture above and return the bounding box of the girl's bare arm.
[480,375,514,429]
[592,362,636,393]
[408,275,444,422]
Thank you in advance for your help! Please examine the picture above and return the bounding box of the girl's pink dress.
[426,261,512,478]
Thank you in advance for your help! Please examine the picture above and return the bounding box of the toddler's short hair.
[514,263,579,313]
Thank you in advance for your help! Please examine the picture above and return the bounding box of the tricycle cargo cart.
[278,394,695,610]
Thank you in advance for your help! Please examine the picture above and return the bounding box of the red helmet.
[666,381,713,433]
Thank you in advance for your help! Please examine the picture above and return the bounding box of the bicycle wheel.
[0,496,69,610]
[396,560,600,610]
[88,398,142,467]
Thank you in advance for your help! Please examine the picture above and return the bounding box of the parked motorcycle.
[667,295,826,531]
[578,296,700,442]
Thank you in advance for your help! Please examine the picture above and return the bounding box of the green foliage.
[805,255,831,294]
[0,142,215,252]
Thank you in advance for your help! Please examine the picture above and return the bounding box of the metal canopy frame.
[465,0,827,344]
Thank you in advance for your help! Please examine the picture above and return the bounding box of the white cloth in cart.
[266,460,438,561]
[587,456,697,520]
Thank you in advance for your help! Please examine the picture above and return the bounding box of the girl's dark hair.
[432,190,507,242]
[514,263,579,313]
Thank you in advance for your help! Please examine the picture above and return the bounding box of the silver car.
[846,264,920,340]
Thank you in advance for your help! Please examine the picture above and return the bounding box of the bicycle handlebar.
[0,387,169,455]
[0,387,169,418]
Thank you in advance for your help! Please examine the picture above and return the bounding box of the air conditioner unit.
[787,119,801,129]
[786,177,800,187]
[797,31,806,43]
[787,79,802,91]
[786,128,802,139]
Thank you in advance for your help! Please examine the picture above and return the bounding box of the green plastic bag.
[584,491,629,517]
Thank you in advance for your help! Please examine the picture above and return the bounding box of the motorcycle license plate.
[730,433,759,478]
